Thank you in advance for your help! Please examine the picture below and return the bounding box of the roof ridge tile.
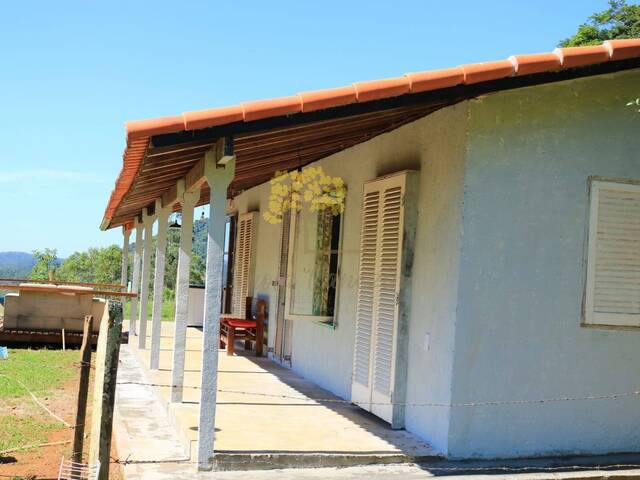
[605,38,640,61]
[459,59,515,85]
[553,44,610,68]
[404,67,465,93]
[352,76,411,102]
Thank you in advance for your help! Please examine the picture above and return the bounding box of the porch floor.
[121,321,438,470]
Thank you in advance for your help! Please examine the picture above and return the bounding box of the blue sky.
[0,0,611,256]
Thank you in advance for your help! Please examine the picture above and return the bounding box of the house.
[101,39,640,469]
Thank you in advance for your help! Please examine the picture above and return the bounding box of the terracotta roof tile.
[241,95,302,122]
[460,60,514,84]
[605,38,640,61]
[405,67,465,93]
[103,136,149,221]
[509,53,562,76]
[103,39,640,228]
[554,45,610,68]
[184,105,244,130]
[353,77,411,102]
[126,116,184,140]
[299,86,357,112]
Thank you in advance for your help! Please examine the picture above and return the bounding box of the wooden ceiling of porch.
[108,102,441,226]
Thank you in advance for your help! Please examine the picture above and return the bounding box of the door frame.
[273,210,293,366]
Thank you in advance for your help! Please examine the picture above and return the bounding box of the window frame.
[284,203,345,326]
[583,178,640,328]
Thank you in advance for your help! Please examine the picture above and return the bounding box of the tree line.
[29,218,210,300]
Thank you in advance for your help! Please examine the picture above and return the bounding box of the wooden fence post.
[72,315,93,465]
[88,301,123,479]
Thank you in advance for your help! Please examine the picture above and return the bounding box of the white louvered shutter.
[585,181,640,327]
[370,182,404,422]
[351,189,380,407]
[352,172,410,424]
[232,212,257,318]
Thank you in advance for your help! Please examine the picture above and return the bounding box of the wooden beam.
[147,139,217,157]
[0,278,125,290]
[0,284,137,298]
[185,157,206,191]
[140,152,206,172]
[160,137,229,208]
[138,162,199,180]
[0,329,98,346]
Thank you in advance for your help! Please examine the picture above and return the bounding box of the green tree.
[561,1,640,111]
[57,245,122,285]
[560,0,640,47]
[28,218,207,298]
[163,226,206,291]
[29,248,59,280]
[192,216,209,260]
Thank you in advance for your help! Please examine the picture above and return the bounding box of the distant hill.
[0,252,35,278]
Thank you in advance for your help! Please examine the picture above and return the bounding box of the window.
[584,180,640,327]
[285,205,343,324]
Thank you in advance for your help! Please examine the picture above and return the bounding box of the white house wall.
[449,69,640,458]
[230,102,469,453]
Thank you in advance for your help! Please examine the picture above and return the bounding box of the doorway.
[221,214,237,314]
[274,210,293,366]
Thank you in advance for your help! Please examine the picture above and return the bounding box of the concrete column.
[121,226,131,288]
[150,200,171,369]
[197,154,235,471]
[170,184,200,402]
[138,208,156,349]
[129,218,143,338]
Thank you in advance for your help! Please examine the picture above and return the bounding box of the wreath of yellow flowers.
[263,166,346,224]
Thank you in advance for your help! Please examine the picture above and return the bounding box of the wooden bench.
[220,298,266,356]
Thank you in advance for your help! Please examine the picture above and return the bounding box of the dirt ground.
[0,353,122,480]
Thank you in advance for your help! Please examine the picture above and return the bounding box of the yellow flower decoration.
[263,165,346,224]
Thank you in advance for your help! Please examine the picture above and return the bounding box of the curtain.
[312,208,333,316]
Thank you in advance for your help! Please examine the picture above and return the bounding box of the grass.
[123,297,175,322]
[0,348,78,455]
[0,415,58,453]
[0,348,78,398]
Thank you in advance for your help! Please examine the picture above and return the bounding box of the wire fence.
[3,355,640,425]
[115,379,640,408]
[4,354,640,475]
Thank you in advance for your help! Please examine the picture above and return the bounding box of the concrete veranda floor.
[113,322,640,479]
[116,320,437,472]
